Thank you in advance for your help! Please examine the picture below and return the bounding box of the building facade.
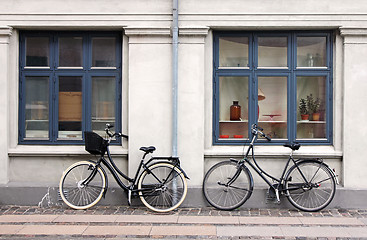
[0,0,367,208]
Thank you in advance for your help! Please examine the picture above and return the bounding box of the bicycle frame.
[60,126,189,212]
[89,144,185,200]
[238,133,314,200]
[203,124,338,211]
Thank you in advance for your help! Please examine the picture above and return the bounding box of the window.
[19,31,122,144]
[213,31,333,145]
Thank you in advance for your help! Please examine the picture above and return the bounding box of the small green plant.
[299,98,308,115]
[306,94,321,114]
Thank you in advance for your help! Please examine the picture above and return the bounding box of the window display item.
[230,101,241,121]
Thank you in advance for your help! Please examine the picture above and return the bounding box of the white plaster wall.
[180,0,367,14]
[9,156,128,185]
[0,0,171,14]
[177,34,206,186]
[127,33,173,176]
[0,27,11,184]
[341,29,367,188]
[2,0,367,189]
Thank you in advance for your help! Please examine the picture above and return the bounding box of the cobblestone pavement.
[1,205,367,217]
[0,205,367,239]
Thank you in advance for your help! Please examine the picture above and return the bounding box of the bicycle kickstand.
[275,189,281,204]
[127,189,132,206]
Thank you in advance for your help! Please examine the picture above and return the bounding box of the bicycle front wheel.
[203,161,253,210]
[285,160,336,212]
[59,161,106,210]
[138,162,187,212]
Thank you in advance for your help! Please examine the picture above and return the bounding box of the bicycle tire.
[59,161,106,210]
[203,160,253,210]
[285,160,336,212]
[138,162,187,212]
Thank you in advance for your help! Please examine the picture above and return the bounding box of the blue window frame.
[19,31,122,144]
[213,31,333,145]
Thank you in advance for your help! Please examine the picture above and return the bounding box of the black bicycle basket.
[84,131,107,155]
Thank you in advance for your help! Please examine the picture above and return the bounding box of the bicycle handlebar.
[105,124,129,140]
[251,124,271,142]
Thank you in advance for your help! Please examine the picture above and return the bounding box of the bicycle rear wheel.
[59,161,106,210]
[138,162,187,212]
[203,161,253,210]
[285,160,336,212]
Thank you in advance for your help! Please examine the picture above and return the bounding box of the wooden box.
[59,92,82,121]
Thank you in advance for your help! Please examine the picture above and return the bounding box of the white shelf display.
[219,76,249,139]
[218,75,327,140]
[297,76,327,139]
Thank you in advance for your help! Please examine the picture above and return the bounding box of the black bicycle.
[203,124,338,212]
[59,124,189,212]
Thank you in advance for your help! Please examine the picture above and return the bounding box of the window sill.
[8,145,128,157]
[205,145,342,159]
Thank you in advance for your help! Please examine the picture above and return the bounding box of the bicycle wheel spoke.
[286,161,335,212]
[232,187,248,200]
[70,190,80,206]
[60,162,105,210]
[309,164,322,183]
[207,188,224,203]
[85,186,99,203]
[313,190,324,207]
[203,161,252,210]
[138,163,187,212]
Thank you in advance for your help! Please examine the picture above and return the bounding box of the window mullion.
[84,34,91,133]
[289,72,296,143]
[52,73,57,142]
[250,34,256,135]
[288,33,298,142]
[51,35,57,142]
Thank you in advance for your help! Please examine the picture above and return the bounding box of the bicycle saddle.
[139,146,156,153]
[284,143,301,151]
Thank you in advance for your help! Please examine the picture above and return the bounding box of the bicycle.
[59,124,189,212]
[203,124,338,212]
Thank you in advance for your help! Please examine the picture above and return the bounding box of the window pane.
[25,77,49,138]
[92,77,115,135]
[219,76,249,139]
[26,37,49,67]
[59,37,83,67]
[258,76,287,139]
[58,76,82,139]
[297,37,326,67]
[92,37,116,67]
[219,37,249,67]
[258,37,287,67]
[297,76,326,139]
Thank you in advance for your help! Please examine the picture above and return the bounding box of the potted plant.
[299,98,309,120]
[306,94,321,121]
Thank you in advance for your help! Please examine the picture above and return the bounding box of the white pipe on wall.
[172,0,179,157]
